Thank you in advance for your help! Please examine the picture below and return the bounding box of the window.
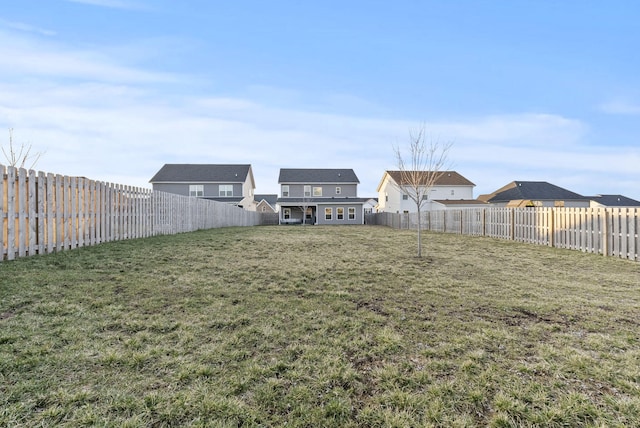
[282,185,289,197]
[304,185,311,197]
[325,207,332,220]
[189,185,203,197]
[313,187,323,197]
[422,195,429,201]
[305,207,313,220]
[335,186,341,195]
[337,207,344,220]
[261,206,266,212]
[385,194,388,202]
[348,207,356,220]
[402,194,408,200]
[219,185,233,197]
[283,208,291,219]
[451,189,455,196]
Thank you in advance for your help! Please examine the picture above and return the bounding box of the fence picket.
[6,166,16,260]
[0,165,4,260]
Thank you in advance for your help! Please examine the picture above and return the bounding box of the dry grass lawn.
[1,225,639,427]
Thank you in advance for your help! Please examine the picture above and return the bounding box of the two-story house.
[276,168,367,225]
[376,170,476,213]
[149,164,256,209]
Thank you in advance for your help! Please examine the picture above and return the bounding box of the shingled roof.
[150,164,252,183]
[278,168,359,183]
[589,194,640,207]
[480,181,587,203]
[384,170,475,186]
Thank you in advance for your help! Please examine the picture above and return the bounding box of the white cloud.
[0,19,56,36]
[0,31,178,84]
[63,0,146,10]
[599,99,640,115]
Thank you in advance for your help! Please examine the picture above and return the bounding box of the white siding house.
[376,170,475,213]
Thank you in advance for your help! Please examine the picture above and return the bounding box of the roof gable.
[255,194,278,207]
[278,168,359,184]
[150,164,252,184]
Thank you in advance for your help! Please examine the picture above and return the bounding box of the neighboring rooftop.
[589,194,640,207]
[384,171,475,187]
[150,164,252,183]
[278,168,359,184]
[478,181,587,203]
[433,199,488,206]
[255,194,278,207]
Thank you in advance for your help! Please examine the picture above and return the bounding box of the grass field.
[1,225,639,427]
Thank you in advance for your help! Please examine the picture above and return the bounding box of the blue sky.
[1,0,639,200]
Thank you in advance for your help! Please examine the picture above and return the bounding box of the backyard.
[1,225,639,427]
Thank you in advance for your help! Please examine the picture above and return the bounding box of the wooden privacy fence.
[366,207,640,262]
[1,164,273,262]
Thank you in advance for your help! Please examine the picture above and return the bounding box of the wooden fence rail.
[1,164,273,262]
[365,207,640,262]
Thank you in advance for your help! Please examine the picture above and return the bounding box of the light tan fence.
[1,164,273,261]
[366,207,640,262]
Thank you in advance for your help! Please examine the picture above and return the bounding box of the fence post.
[510,208,515,241]
[6,167,16,260]
[602,209,609,257]
[549,208,555,247]
[0,164,4,261]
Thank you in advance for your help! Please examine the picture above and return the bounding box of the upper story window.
[335,186,341,195]
[219,184,233,197]
[403,194,408,200]
[282,185,289,197]
[313,186,322,197]
[189,185,204,197]
[451,189,455,196]
[304,185,311,197]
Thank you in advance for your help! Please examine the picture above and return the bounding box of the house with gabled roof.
[478,181,591,207]
[276,168,368,225]
[255,194,278,213]
[376,170,476,213]
[149,164,256,209]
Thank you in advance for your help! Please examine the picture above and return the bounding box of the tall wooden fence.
[1,164,275,262]
[366,207,640,262]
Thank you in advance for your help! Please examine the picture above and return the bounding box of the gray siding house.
[149,164,256,209]
[277,168,367,225]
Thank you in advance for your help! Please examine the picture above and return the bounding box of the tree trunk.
[417,207,422,257]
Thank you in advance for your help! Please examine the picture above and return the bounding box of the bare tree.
[2,128,43,169]
[298,197,311,225]
[393,124,453,258]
